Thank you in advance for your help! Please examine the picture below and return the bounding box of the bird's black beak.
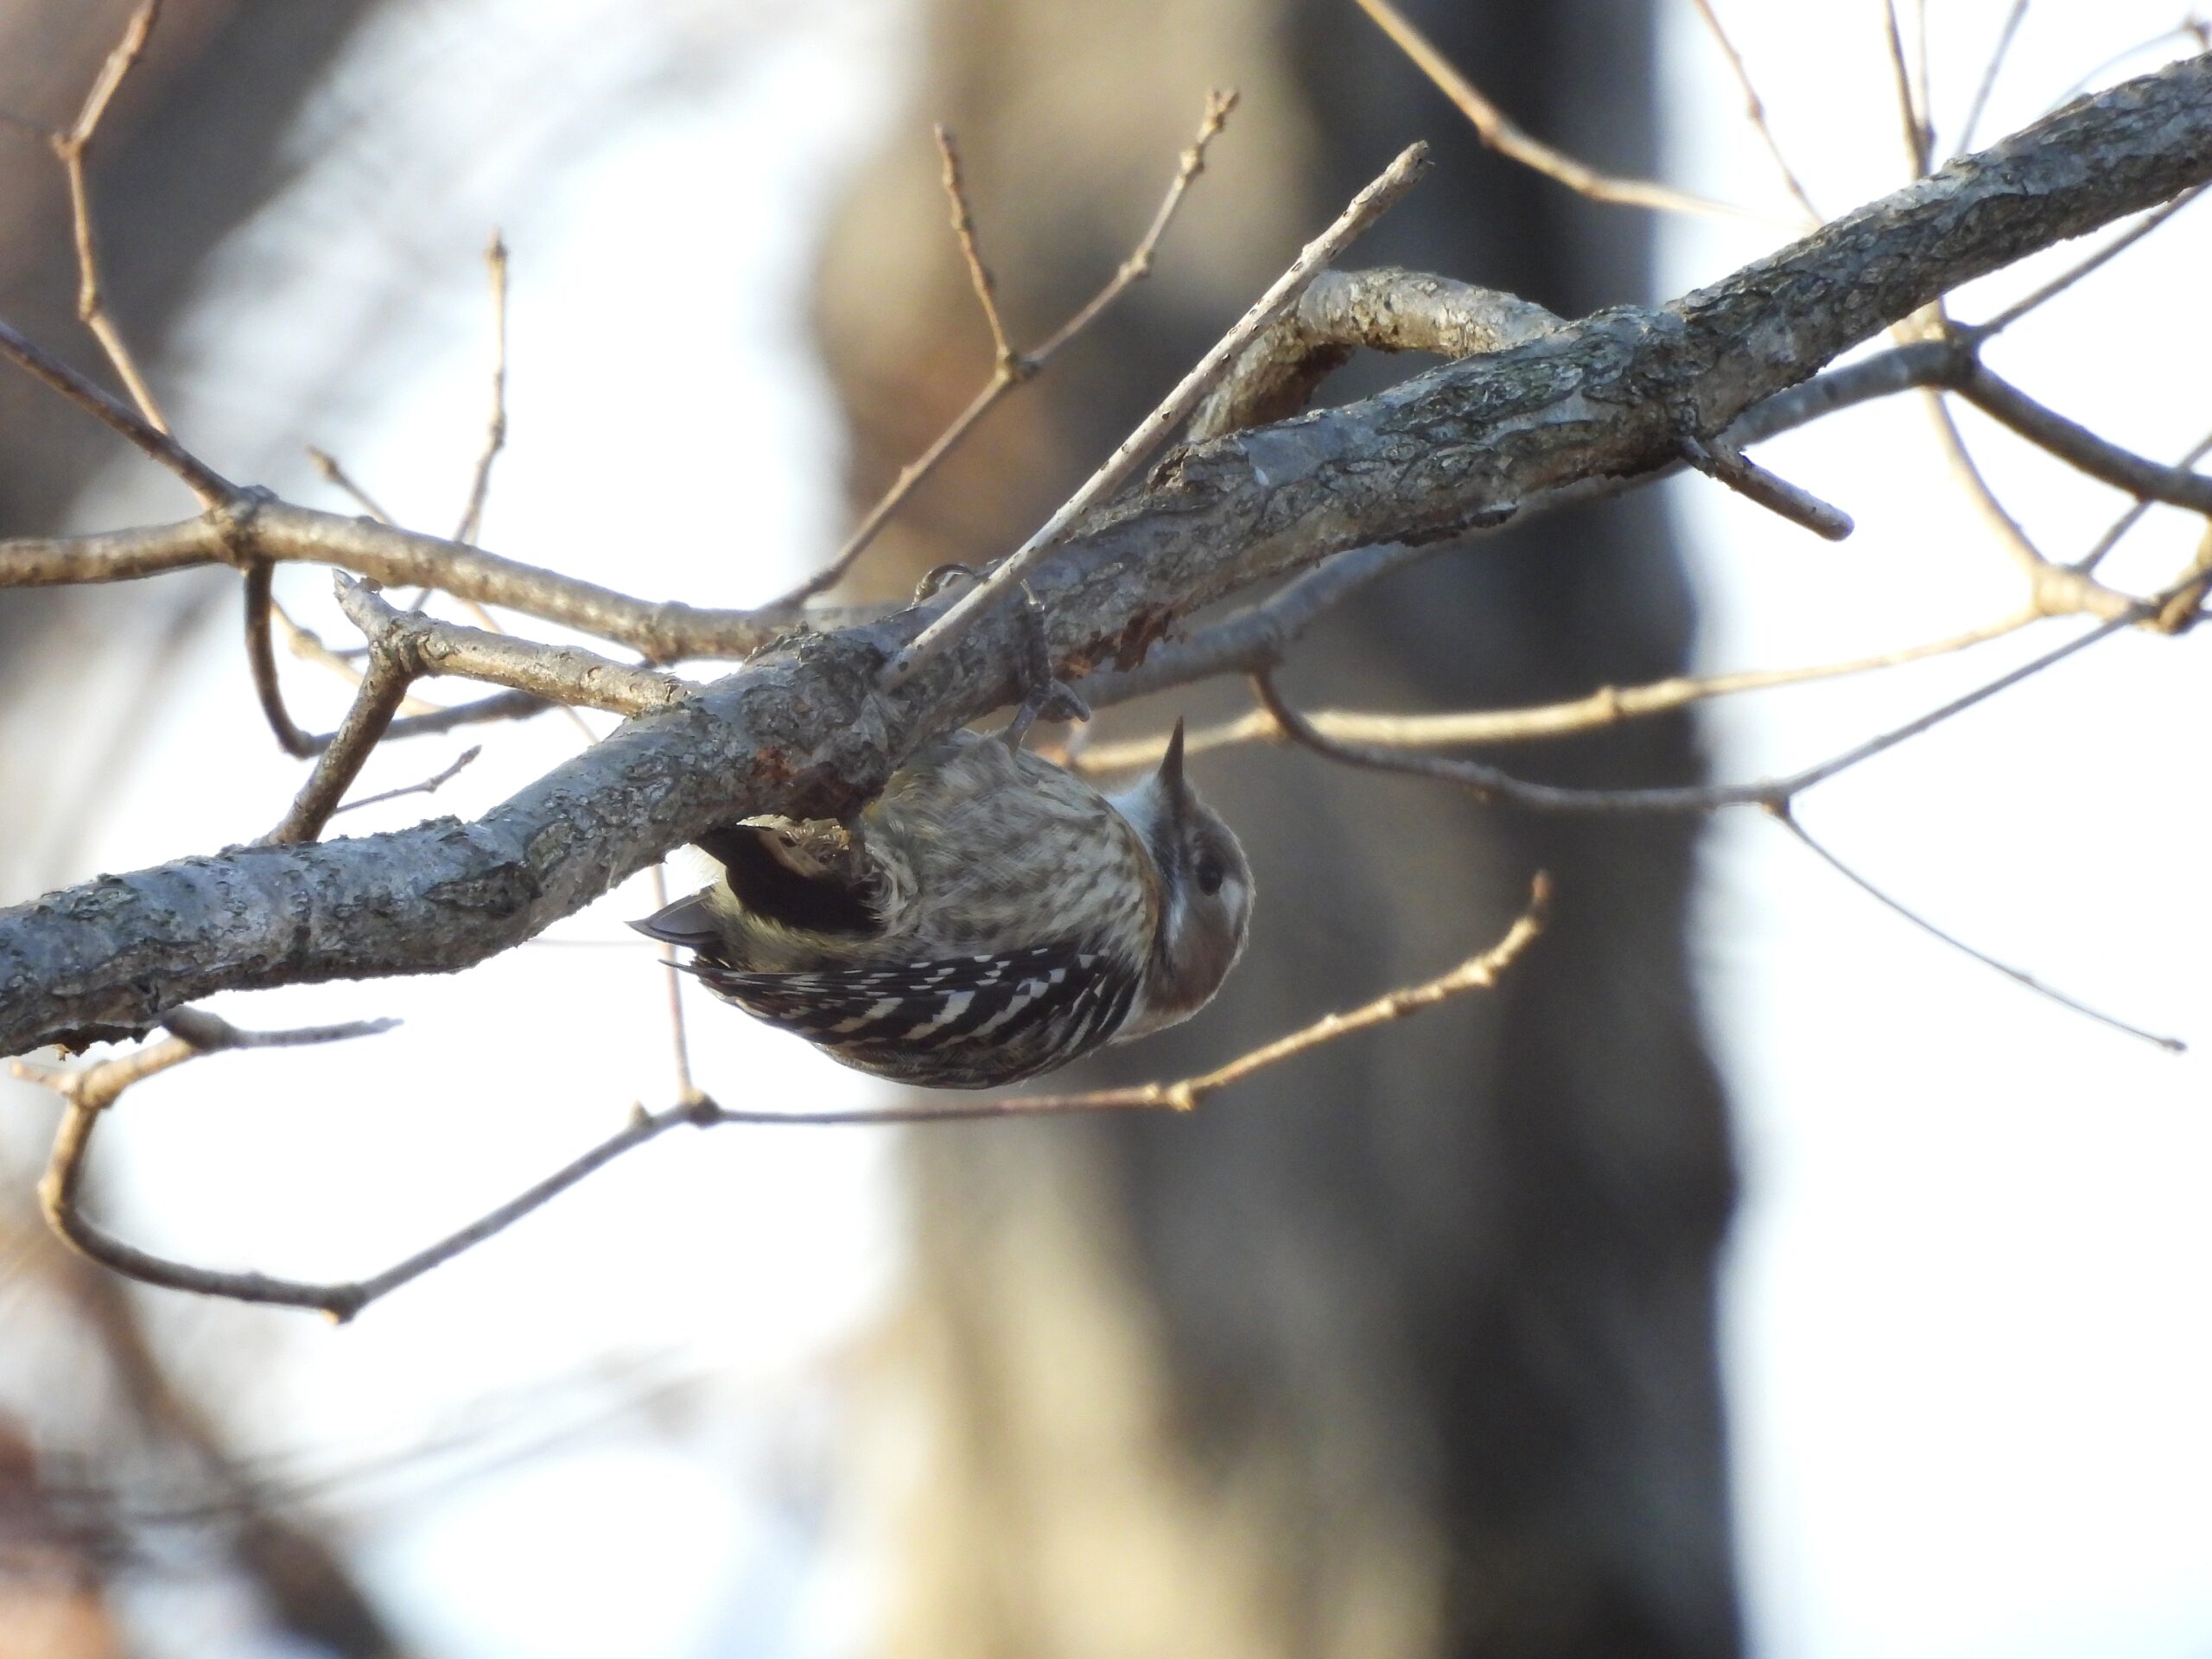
[1157,716,1188,800]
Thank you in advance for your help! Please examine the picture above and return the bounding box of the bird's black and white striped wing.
[688,941,1141,1089]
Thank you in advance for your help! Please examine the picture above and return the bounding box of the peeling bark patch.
[1108,604,1177,672]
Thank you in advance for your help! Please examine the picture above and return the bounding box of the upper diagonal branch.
[4,49,2211,1058]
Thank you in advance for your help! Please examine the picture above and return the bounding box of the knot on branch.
[207,485,275,569]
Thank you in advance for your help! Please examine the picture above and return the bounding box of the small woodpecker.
[633,720,1252,1090]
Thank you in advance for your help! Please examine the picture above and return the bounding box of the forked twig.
[1250,591,2164,815]
[1027,88,1238,359]
[880,140,1433,691]
[333,745,482,815]
[332,577,692,716]
[933,127,1019,374]
[0,3,345,767]
[771,90,1237,608]
[49,0,168,431]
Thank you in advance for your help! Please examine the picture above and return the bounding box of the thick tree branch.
[0,500,867,662]
[4,53,2211,1057]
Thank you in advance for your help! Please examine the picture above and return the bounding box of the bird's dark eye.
[1195,854,1225,896]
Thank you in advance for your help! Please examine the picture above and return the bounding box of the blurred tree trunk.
[815,3,1738,1656]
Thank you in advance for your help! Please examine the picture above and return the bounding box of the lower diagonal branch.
[21,1011,399,1316]
[16,879,1548,1319]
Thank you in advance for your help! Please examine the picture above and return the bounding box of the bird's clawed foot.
[1001,581,1088,751]
[913,565,1087,750]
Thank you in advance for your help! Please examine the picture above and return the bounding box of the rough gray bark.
[2,47,2208,1054]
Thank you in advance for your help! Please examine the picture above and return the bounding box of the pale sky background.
[2,2,2208,1656]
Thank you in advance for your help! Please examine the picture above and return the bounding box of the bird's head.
[1107,719,1253,1038]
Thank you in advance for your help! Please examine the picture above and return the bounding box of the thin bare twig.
[1961,0,2031,155]
[321,232,513,631]
[2050,17,2212,111]
[453,229,510,547]
[349,689,551,746]
[933,127,1018,375]
[1883,0,1936,176]
[1680,435,1854,540]
[19,3,352,770]
[22,1010,400,1316]
[1772,805,2185,1051]
[769,90,1237,609]
[242,562,318,758]
[1921,375,2053,578]
[0,315,231,505]
[333,745,482,815]
[1886,312,2136,622]
[2076,427,2212,574]
[676,875,1548,1122]
[1026,88,1238,360]
[0,499,850,661]
[1970,187,2206,339]
[646,865,702,1106]
[1250,596,2152,815]
[270,597,446,715]
[50,0,167,431]
[880,140,1433,692]
[304,446,397,524]
[1688,0,1824,223]
[1071,608,2037,772]
[1953,359,2212,514]
[1911,0,1936,163]
[1352,0,1775,222]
